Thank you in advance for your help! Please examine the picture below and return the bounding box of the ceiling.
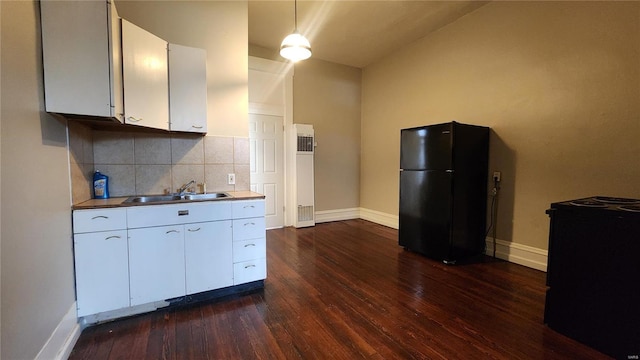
[248,1,489,68]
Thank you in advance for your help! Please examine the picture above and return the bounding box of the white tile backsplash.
[70,130,250,201]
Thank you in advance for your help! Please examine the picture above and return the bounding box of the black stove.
[545,195,640,358]
[552,195,640,212]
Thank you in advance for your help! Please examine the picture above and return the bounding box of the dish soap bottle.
[93,170,109,199]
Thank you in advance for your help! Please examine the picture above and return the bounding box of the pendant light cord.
[294,0,298,31]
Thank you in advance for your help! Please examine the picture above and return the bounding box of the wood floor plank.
[69,219,611,360]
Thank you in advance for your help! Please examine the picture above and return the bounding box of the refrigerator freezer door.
[400,123,452,171]
[399,170,452,259]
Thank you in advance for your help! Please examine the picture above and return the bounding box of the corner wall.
[1,2,76,358]
[361,1,640,252]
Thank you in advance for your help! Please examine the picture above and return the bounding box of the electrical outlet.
[227,173,236,185]
[493,171,501,182]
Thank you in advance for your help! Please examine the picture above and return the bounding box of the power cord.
[485,175,500,258]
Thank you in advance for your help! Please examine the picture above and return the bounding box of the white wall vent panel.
[291,124,315,228]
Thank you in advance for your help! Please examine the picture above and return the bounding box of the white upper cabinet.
[121,19,170,130]
[169,44,208,133]
[40,0,123,121]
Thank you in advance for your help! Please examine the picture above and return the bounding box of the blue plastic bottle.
[93,170,109,199]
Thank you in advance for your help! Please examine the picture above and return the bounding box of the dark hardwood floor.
[69,219,610,359]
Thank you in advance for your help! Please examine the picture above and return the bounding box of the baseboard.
[358,207,399,229]
[355,208,547,272]
[315,208,360,223]
[484,237,548,272]
[35,302,81,360]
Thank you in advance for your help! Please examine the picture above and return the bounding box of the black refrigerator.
[399,121,489,263]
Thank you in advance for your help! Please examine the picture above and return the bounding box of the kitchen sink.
[183,193,229,201]
[124,192,230,204]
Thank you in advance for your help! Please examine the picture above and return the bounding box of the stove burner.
[618,205,640,213]
[569,200,607,208]
[592,196,640,205]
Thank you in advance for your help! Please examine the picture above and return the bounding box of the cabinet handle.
[244,264,256,269]
[188,227,201,232]
[166,230,180,234]
[127,116,143,122]
[244,222,255,226]
[91,216,109,220]
[244,243,256,248]
[243,205,255,209]
[105,235,121,240]
[191,125,203,129]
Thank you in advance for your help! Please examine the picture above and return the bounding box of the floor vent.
[297,205,314,222]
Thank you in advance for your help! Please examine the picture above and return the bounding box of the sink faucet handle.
[177,179,196,195]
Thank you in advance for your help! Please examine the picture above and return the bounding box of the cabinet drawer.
[73,208,127,233]
[233,217,266,241]
[127,201,232,228]
[232,200,264,219]
[233,258,266,285]
[233,238,266,263]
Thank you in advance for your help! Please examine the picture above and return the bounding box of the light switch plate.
[228,173,236,185]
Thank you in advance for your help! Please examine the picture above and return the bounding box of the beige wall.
[293,58,362,211]
[1,1,76,358]
[115,0,248,137]
[361,1,640,250]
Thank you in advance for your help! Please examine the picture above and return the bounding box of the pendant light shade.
[280,32,312,62]
[280,0,312,62]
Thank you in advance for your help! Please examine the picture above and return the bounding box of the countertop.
[72,191,265,210]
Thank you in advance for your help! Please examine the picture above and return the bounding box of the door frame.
[248,56,294,227]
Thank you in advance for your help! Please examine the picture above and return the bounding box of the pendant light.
[280,0,312,62]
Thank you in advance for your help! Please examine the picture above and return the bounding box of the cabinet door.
[41,0,122,119]
[128,225,185,306]
[168,44,207,133]
[185,221,233,294]
[121,19,169,130]
[74,230,129,316]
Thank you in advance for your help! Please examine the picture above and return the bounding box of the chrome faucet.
[176,180,196,195]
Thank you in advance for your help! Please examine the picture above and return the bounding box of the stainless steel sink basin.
[183,193,229,201]
[124,192,230,204]
[125,195,183,203]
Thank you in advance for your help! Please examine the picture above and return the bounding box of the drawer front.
[73,208,127,233]
[233,258,266,285]
[232,200,265,219]
[127,201,232,228]
[233,217,266,241]
[233,238,266,263]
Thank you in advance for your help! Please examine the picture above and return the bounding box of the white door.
[249,114,284,229]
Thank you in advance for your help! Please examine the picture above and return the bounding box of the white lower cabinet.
[128,225,186,306]
[185,220,233,294]
[72,198,265,318]
[74,230,129,317]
